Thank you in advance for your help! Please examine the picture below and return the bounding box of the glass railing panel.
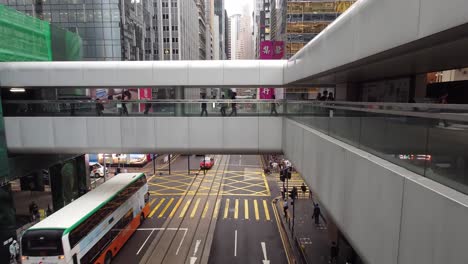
[2,100,288,117]
[328,109,361,148]
[426,119,468,194]
[285,101,468,196]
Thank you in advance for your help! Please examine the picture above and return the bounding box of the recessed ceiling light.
[10,88,25,93]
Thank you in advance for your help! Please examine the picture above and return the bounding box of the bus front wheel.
[105,251,112,264]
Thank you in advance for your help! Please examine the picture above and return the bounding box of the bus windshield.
[21,229,64,256]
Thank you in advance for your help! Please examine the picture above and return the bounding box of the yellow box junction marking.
[263,200,271,221]
[190,198,201,218]
[223,199,230,219]
[169,198,183,218]
[149,198,165,218]
[179,199,192,218]
[244,199,249,220]
[149,198,156,207]
[158,198,174,218]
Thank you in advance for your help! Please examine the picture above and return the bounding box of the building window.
[171,25,178,31]
[162,14,169,19]
[172,38,178,43]
[172,49,179,54]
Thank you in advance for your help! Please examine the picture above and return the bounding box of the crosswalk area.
[276,172,310,199]
[147,197,272,222]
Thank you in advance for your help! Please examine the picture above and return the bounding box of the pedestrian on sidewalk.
[330,242,338,263]
[309,189,313,199]
[46,204,53,217]
[301,183,307,198]
[9,240,19,264]
[29,201,39,222]
[283,199,289,218]
[312,203,321,225]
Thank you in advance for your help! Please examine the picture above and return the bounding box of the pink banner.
[259,41,274,59]
[139,88,152,112]
[273,41,284,59]
[259,88,275,99]
[259,41,283,99]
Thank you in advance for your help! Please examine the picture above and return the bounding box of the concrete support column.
[175,86,185,116]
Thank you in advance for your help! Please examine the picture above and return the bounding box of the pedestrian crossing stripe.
[190,198,201,218]
[202,201,210,218]
[244,199,249,220]
[147,198,272,221]
[254,200,260,221]
[263,200,270,221]
[169,198,183,218]
[213,199,221,219]
[179,199,192,218]
[158,198,174,218]
[223,199,230,219]
[234,199,239,219]
[149,198,166,218]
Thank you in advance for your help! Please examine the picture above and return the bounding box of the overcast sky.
[225,0,254,16]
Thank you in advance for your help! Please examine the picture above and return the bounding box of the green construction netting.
[0,4,52,62]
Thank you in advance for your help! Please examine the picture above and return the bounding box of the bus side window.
[73,254,78,264]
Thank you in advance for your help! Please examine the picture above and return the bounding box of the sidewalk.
[276,194,332,264]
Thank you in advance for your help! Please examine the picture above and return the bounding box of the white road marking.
[234,230,238,257]
[133,228,189,256]
[136,229,155,255]
[190,240,202,264]
[261,242,270,264]
[175,228,188,255]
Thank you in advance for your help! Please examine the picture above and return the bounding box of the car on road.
[200,157,215,170]
[89,162,108,178]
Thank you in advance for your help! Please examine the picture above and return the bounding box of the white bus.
[20,173,151,264]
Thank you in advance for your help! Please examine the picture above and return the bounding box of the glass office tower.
[2,0,151,61]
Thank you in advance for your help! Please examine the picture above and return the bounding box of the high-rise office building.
[197,0,207,60]
[236,6,254,60]
[214,0,225,59]
[282,0,355,58]
[3,0,151,61]
[154,0,199,60]
[224,9,229,59]
[226,12,231,59]
[229,14,241,60]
